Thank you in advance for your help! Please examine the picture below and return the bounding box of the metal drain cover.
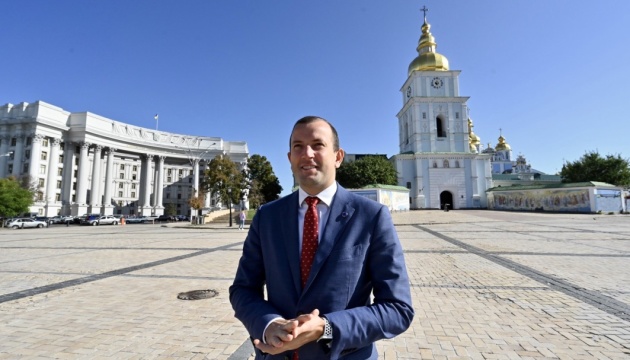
[177,289,218,300]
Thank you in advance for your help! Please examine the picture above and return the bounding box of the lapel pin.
[341,212,348,218]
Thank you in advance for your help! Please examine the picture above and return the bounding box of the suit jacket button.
[284,356,290,360]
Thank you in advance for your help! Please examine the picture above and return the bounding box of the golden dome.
[468,118,481,152]
[408,15,449,76]
[495,135,512,151]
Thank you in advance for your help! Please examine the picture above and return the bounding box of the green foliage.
[200,155,244,206]
[560,151,630,187]
[164,202,177,216]
[336,156,398,189]
[0,176,34,218]
[244,154,282,208]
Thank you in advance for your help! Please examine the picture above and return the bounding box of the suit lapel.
[303,186,355,292]
[281,192,302,295]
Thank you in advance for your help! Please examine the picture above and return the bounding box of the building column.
[44,138,61,216]
[193,158,200,196]
[140,153,153,216]
[73,142,91,216]
[61,143,75,215]
[11,130,25,176]
[155,156,165,211]
[102,148,116,215]
[28,134,44,180]
[89,145,103,213]
[0,134,10,178]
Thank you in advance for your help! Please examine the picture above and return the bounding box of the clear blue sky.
[2,1,628,195]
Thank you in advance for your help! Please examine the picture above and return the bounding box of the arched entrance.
[440,191,453,210]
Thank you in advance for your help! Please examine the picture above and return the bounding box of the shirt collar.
[298,182,337,207]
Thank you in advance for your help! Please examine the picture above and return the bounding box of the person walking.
[229,116,413,359]
[238,210,246,230]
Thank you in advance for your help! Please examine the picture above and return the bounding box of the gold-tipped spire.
[408,6,450,76]
[495,129,512,151]
[468,118,481,153]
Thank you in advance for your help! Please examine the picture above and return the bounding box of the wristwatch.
[318,316,333,346]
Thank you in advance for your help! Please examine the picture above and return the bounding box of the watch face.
[406,86,412,98]
[431,77,443,89]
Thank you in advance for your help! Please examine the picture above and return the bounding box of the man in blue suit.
[229,116,414,359]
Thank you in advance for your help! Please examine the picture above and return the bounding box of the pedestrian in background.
[238,210,246,230]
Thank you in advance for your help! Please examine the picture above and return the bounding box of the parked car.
[7,218,48,229]
[157,215,176,222]
[125,217,145,224]
[34,216,53,225]
[82,215,119,226]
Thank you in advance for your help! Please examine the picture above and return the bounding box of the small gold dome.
[495,135,512,151]
[408,16,449,76]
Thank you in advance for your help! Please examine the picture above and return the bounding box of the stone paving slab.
[0,210,629,359]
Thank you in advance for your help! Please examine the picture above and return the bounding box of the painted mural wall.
[350,189,410,211]
[488,188,591,213]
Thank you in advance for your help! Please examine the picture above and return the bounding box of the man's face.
[288,119,344,195]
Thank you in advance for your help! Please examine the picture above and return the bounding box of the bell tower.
[394,7,492,209]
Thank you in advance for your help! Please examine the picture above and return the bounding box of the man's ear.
[335,149,345,168]
[287,151,291,163]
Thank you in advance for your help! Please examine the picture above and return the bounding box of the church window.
[55,194,61,201]
[131,192,136,198]
[405,122,409,144]
[443,160,449,168]
[119,183,124,189]
[56,180,62,189]
[422,112,426,119]
[38,178,45,187]
[433,162,438,168]
[436,116,446,137]
[456,112,459,119]
[23,163,29,173]
[455,160,460,168]
[57,168,63,176]
[406,182,411,189]
[120,164,125,170]
[118,191,123,197]
[25,150,31,159]
[42,138,49,147]
[39,164,46,174]
[8,164,12,173]
[26,137,32,146]
[75,158,79,165]
[11,138,17,146]
[120,173,124,179]
[41,151,48,161]
[37,191,44,201]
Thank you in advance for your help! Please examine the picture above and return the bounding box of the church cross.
[420,6,429,19]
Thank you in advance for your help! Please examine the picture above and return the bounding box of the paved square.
[1,210,629,359]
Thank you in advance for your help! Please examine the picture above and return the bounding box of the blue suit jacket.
[229,185,414,359]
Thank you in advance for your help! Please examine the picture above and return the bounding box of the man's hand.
[253,310,326,355]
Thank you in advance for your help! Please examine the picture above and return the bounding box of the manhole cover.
[177,289,218,300]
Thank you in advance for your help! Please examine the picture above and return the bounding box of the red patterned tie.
[300,196,320,288]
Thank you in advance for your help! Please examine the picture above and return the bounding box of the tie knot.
[305,196,319,207]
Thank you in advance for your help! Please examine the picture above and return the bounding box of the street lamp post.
[228,188,232,227]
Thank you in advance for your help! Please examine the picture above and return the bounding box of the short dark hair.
[290,116,340,151]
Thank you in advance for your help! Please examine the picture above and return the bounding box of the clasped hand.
[253,309,325,355]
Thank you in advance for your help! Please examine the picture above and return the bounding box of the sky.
[2,0,629,195]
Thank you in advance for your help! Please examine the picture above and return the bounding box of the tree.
[164,202,177,216]
[560,151,630,187]
[337,156,398,189]
[244,154,282,208]
[200,155,244,208]
[0,176,34,222]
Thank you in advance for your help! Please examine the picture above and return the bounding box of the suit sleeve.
[229,210,283,343]
[325,205,414,358]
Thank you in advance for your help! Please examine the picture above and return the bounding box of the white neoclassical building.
[393,12,493,209]
[0,101,248,217]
